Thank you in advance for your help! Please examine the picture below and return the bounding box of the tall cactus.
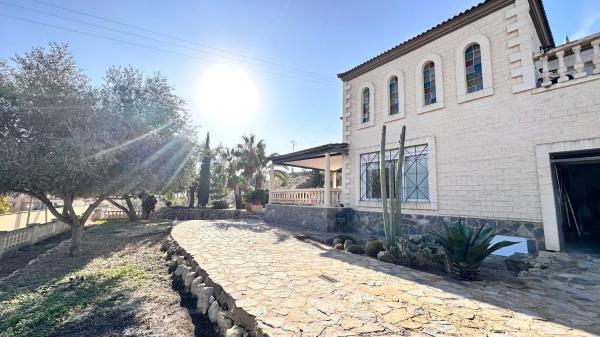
[380,125,406,248]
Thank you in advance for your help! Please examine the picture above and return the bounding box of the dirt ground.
[0,220,218,337]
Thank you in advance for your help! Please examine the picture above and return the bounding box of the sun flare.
[197,64,259,122]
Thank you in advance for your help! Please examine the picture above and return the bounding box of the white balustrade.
[270,188,342,206]
[534,32,600,87]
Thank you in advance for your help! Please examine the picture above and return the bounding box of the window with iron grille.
[359,144,429,202]
[361,87,370,123]
[389,76,399,115]
[465,43,483,93]
[422,62,436,105]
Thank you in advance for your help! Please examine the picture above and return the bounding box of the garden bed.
[0,219,209,337]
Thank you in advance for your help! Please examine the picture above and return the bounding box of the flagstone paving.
[171,219,599,337]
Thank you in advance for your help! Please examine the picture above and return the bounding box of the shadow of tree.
[0,220,201,337]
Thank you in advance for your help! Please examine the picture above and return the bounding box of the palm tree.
[221,147,243,209]
[236,134,266,190]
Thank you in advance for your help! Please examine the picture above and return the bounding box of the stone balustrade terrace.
[534,32,600,89]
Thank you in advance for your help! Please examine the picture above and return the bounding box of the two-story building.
[266,0,600,254]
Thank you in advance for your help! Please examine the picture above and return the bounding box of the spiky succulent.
[365,239,384,257]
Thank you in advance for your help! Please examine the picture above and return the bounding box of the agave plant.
[430,219,517,280]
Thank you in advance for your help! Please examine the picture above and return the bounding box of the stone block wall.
[352,210,545,252]
[264,204,347,232]
[152,207,246,221]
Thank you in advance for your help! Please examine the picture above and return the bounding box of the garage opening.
[552,149,600,254]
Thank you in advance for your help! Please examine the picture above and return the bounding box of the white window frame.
[415,53,444,114]
[382,71,405,121]
[356,82,375,129]
[455,34,494,103]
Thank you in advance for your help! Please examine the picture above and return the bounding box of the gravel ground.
[0,220,215,337]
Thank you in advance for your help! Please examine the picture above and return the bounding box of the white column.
[269,163,275,204]
[324,153,331,206]
[540,55,552,87]
[332,171,337,188]
[572,45,587,79]
[592,39,600,75]
[556,50,569,83]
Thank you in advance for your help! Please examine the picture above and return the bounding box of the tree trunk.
[188,185,196,208]
[123,195,139,222]
[234,185,243,209]
[107,197,138,222]
[69,221,83,257]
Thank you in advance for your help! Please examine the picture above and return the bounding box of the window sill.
[457,87,493,103]
[417,102,444,114]
[356,200,437,211]
[383,112,405,122]
[357,120,375,130]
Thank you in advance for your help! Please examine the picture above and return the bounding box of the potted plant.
[429,219,517,280]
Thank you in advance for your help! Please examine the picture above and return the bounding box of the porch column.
[269,162,275,204]
[324,153,331,206]
[332,171,337,188]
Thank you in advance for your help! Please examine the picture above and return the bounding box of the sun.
[197,64,259,123]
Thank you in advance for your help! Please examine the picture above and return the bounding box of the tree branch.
[32,193,68,224]
[80,197,106,224]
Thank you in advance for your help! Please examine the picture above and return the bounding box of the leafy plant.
[0,195,10,214]
[141,194,157,218]
[345,244,365,255]
[429,219,518,280]
[244,189,269,205]
[379,125,406,248]
[391,235,445,270]
[211,200,229,209]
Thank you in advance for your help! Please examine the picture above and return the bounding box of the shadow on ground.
[0,220,206,337]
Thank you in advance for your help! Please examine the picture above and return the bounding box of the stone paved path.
[172,220,599,337]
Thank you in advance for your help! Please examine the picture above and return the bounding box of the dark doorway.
[552,149,600,254]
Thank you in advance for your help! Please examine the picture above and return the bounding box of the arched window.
[465,43,483,93]
[361,87,370,123]
[423,62,436,105]
[388,76,399,115]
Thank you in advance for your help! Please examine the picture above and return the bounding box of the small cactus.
[345,244,365,255]
[365,239,384,257]
[343,239,354,250]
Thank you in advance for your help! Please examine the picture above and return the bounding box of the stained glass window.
[465,43,483,93]
[423,62,436,105]
[361,88,370,123]
[359,145,429,202]
[389,76,399,115]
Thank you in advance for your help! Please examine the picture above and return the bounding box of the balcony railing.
[270,188,342,206]
[534,33,600,88]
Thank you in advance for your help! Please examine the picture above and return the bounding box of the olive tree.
[0,44,194,255]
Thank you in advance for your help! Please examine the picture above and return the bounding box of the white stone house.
[266,0,600,253]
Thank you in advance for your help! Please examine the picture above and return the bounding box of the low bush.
[211,200,229,209]
[244,190,269,205]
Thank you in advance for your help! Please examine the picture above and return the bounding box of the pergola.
[269,143,348,206]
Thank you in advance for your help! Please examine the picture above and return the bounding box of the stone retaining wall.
[263,205,545,252]
[264,204,348,232]
[351,210,545,252]
[162,238,252,337]
[152,207,246,221]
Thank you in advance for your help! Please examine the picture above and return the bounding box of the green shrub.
[365,239,384,257]
[0,195,10,214]
[391,235,445,270]
[345,244,365,255]
[429,219,517,280]
[244,189,269,205]
[211,200,229,209]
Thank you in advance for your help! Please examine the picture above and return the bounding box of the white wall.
[341,0,600,228]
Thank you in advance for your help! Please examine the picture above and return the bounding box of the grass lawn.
[0,220,199,337]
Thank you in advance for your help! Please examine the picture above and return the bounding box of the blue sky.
[1,0,600,155]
